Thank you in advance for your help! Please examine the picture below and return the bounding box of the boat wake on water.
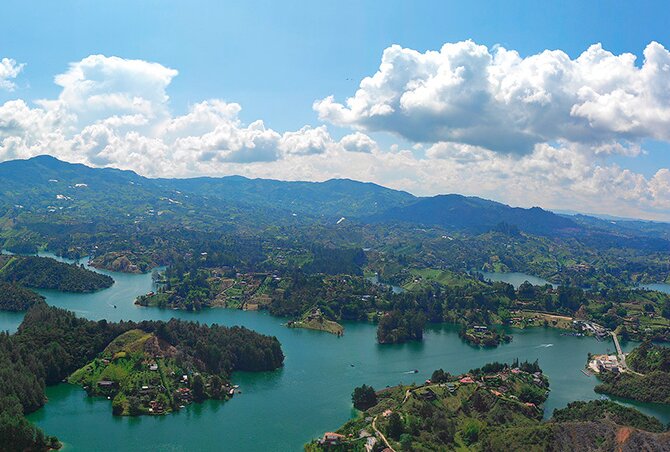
[536,343,554,348]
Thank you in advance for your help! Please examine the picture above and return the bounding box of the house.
[149,363,158,371]
[417,389,437,401]
[320,432,345,446]
[97,380,117,389]
[459,376,475,384]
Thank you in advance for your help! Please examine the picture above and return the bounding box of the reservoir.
[643,283,670,294]
[0,256,667,451]
[479,271,553,288]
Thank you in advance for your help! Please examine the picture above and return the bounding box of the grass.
[103,329,153,355]
[291,318,344,335]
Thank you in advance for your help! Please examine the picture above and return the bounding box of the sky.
[0,0,669,220]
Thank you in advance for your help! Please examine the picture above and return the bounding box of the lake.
[643,283,670,294]
[0,256,667,451]
[480,271,553,288]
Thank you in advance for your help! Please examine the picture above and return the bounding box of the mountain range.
[1,155,667,242]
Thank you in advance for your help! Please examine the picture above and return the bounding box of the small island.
[459,324,512,347]
[69,329,239,415]
[287,308,344,336]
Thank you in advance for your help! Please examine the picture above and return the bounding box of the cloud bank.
[315,40,670,155]
[0,43,669,220]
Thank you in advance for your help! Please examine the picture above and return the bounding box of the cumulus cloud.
[279,125,333,156]
[0,58,25,91]
[0,51,669,220]
[46,54,178,127]
[340,132,378,153]
[315,40,670,155]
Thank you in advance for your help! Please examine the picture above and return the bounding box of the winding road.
[372,415,396,452]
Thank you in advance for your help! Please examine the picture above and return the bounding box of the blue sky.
[1,0,669,219]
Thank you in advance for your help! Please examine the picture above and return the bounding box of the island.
[0,254,113,292]
[69,327,253,415]
[0,302,284,450]
[306,361,669,451]
[458,324,512,347]
[287,308,344,335]
[0,282,44,311]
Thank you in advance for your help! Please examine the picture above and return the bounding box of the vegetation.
[307,362,670,451]
[0,302,284,449]
[351,385,377,411]
[0,282,44,311]
[0,254,113,292]
[459,325,512,347]
[90,251,156,273]
[626,340,670,373]
[594,341,670,404]
[551,400,665,432]
[376,310,426,344]
[307,361,550,451]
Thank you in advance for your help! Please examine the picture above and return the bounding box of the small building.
[319,432,345,446]
[418,389,437,401]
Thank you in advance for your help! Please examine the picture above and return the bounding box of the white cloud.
[42,54,177,129]
[340,132,378,153]
[0,58,24,91]
[315,40,670,155]
[279,125,333,156]
[0,52,668,220]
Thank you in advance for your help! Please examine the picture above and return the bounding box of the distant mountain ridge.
[0,155,666,239]
[367,193,580,235]
[157,174,416,217]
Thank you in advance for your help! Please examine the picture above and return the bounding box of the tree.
[352,384,377,411]
[128,396,142,416]
[386,412,404,440]
[430,369,451,383]
[192,374,206,402]
[461,420,480,444]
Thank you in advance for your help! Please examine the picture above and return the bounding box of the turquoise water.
[643,283,670,294]
[0,256,667,451]
[366,274,405,293]
[480,271,553,288]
